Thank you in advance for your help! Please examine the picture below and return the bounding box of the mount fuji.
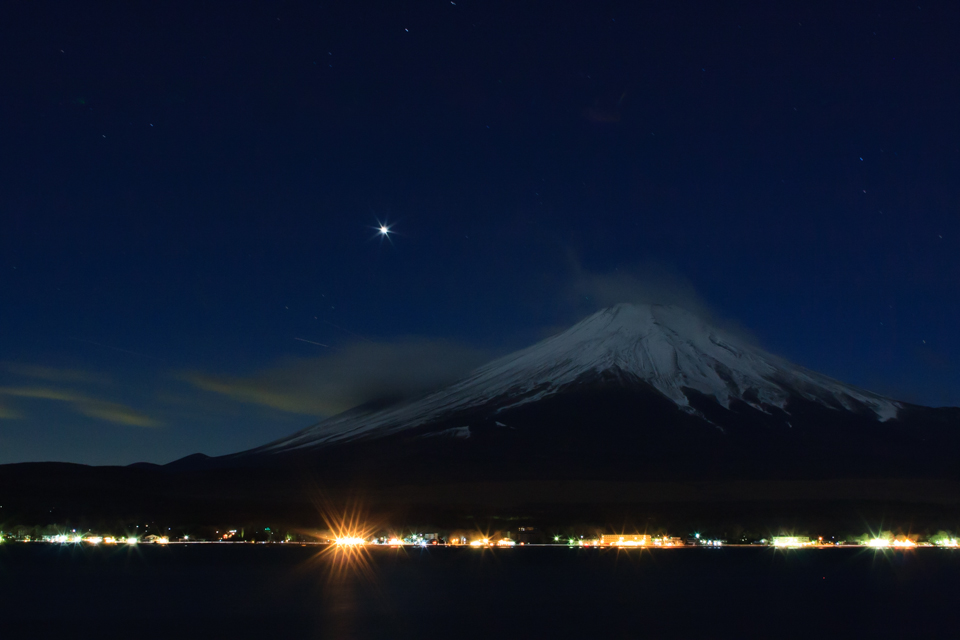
[3,303,958,526]
[221,303,957,483]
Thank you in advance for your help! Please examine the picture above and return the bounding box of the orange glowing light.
[601,534,650,547]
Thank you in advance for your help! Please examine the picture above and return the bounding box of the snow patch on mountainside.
[258,304,900,452]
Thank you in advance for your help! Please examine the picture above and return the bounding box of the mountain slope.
[250,304,902,455]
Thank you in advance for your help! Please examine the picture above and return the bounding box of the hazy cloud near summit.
[185,339,491,417]
[569,262,715,319]
[561,260,762,346]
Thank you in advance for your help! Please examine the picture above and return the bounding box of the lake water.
[1,544,957,638]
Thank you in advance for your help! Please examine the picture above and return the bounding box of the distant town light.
[334,537,366,546]
[772,536,812,548]
[600,534,650,547]
[868,538,890,548]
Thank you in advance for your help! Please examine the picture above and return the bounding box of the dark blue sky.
[2,0,958,465]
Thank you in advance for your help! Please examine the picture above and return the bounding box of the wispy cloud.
[567,260,714,319]
[72,400,159,428]
[0,386,87,402]
[561,260,761,345]
[0,385,159,428]
[185,338,490,417]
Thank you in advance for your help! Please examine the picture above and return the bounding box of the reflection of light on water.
[297,492,394,640]
[298,490,385,590]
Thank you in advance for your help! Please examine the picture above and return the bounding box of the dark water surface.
[1,544,957,638]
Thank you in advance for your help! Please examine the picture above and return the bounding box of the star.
[370,219,396,245]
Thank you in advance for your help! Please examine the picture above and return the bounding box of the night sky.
[2,1,958,466]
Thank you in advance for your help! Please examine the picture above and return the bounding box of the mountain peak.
[530,302,897,417]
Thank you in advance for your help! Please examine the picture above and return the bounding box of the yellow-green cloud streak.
[0,386,158,427]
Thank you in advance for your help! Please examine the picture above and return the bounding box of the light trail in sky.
[294,337,330,347]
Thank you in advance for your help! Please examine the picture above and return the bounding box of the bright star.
[370,219,397,245]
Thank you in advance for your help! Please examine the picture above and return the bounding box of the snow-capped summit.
[256,303,900,454]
